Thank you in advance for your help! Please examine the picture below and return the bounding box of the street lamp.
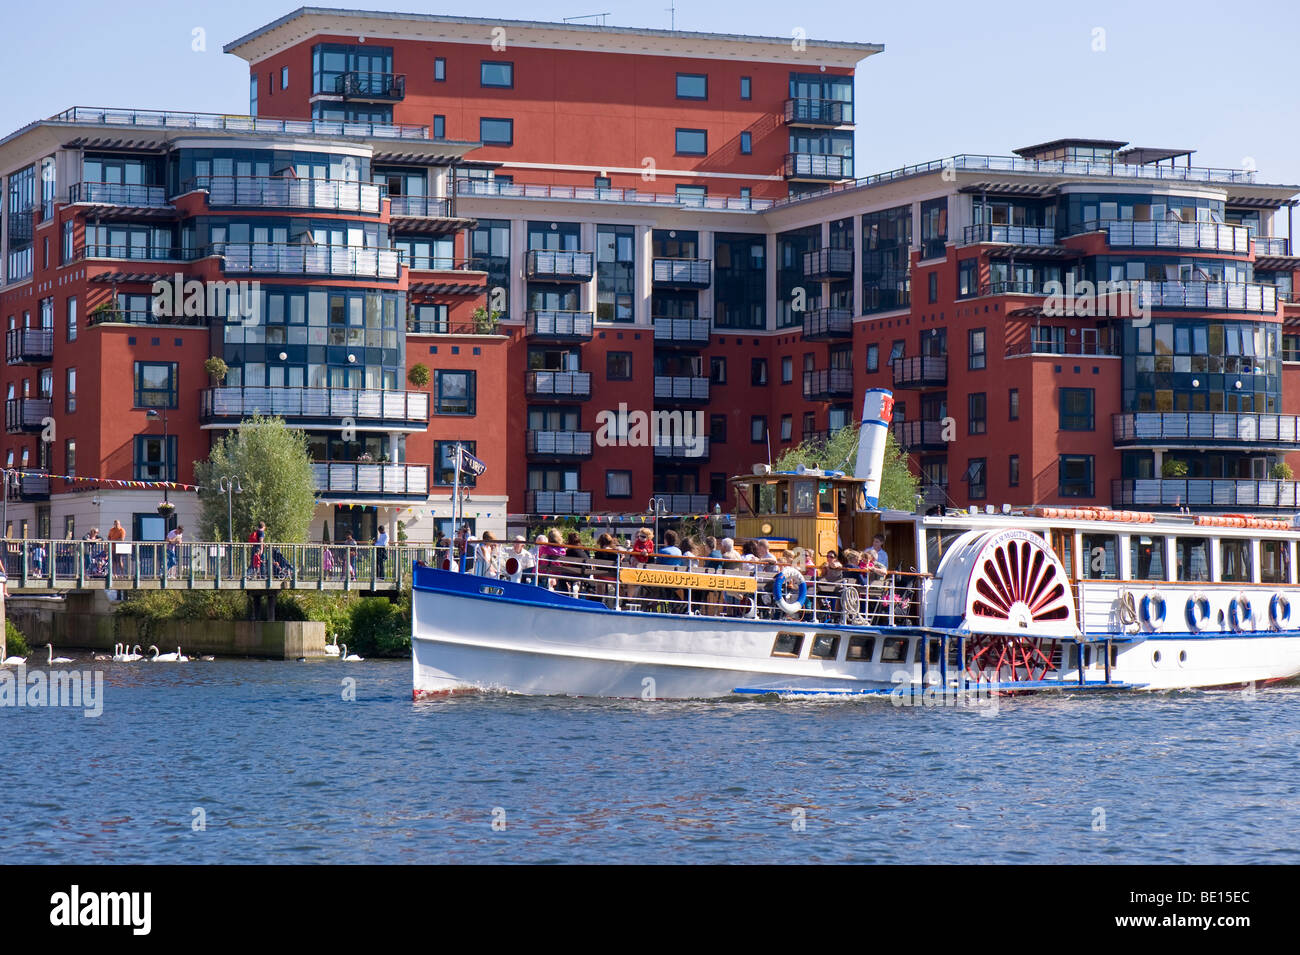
[647,496,668,547]
[218,476,243,542]
[146,407,170,504]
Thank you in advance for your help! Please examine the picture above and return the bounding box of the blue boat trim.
[732,679,1148,696]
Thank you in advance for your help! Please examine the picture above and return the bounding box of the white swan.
[340,643,364,662]
[148,645,186,663]
[1,652,25,666]
[123,645,144,662]
[46,644,73,665]
[323,633,341,657]
[111,643,132,662]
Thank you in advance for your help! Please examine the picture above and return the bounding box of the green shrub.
[5,619,28,657]
[348,595,410,656]
[1271,461,1294,480]
[277,592,355,644]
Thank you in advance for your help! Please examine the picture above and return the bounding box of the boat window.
[818,481,835,514]
[756,482,776,514]
[810,633,840,659]
[1220,539,1252,582]
[926,528,967,571]
[771,631,804,657]
[1082,533,1118,579]
[793,480,815,515]
[775,483,789,514]
[880,636,909,663]
[1130,534,1166,581]
[912,637,941,664]
[846,635,876,661]
[1176,537,1210,581]
[1261,540,1291,584]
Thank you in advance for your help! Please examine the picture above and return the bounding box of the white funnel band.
[855,388,894,509]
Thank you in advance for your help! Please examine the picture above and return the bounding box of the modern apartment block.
[2,8,1298,546]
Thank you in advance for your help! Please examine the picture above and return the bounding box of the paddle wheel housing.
[929,529,1081,682]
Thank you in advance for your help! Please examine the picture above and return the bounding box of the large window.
[675,129,708,156]
[713,233,766,328]
[134,435,176,482]
[1176,537,1210,581]
[965,458,986,500]
[606,352,632,380]
[66,297,77,342]
[134,362,177,408]
[676,74,707,99]
[434,370,476,415]
[1221,539,1252,583]
[751,416,767,443]
[596,225,635,323]
[1123,319,1280,415]
[65,368,76,413]
[1059,455,1095,498]
[434,441,477,486]
[920,198,948,260]
[480,61,514,88]
[862,205,911,314]
[1083,533,1118,578]
[1059,388,1095,430]
[606,470,632,498]
[1261,540,1291,584]
[479,118,514,146]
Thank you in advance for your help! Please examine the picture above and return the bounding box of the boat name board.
[619,567,757,594]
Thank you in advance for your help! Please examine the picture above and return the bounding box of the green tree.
[773,425,919,511]
[194,415,317,542]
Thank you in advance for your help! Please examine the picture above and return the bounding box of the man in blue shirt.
[659,529,685,567]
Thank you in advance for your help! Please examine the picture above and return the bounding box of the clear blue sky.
[5,0,1299,186]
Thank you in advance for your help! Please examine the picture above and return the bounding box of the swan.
[111,643,133,662]
[323,633,341,657]
[46,644,73,665]
[198,655,215,662]
[123,645,144,662]
[148,645,185,663]
[1,652,25,666]
[340,643,364,662]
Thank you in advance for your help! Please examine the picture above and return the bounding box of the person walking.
[166,525,184,578]
[107,519,127,576]
[376,524,390,578]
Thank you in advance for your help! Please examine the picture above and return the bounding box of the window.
[433,115,445,139]
[1008,454,1020,486]
[481,61,514,88]
[434,58,446,81]
[969,328,986,370]
[710,414,727,443]
[62,221,74,264]
[66,296,77,343]
[675,129,708,156]
[606,470,632,498]
[1059,455,1095,498]
[710,356,727,384]
[134,435,176,482]
[594,176,611,190]
[1131,534,1167,581]
[751,415,767,442]
[676,73,707,100]
[434,441,478,486]
[740,76,752,100]
[740,187,751,202]
[606,351,632,380]
[968,393,986,434]
[1176,537,1210,581]
[965,458,987,500]
[281,66,289,89]
[479,118,513,146]
[928,272,938,304]
[1221,539,1252,583]
[1059,388,1095,430]
[740,131,752,155]
[435,370,476,415]
[751,358,768,386]
[65,368,75,413]
[1008,388,1019,420]
[133,362,177,408]
[866,344,879,372]
[250,74,258,116]
[1261,539,1291,584]
[780,356,793,384]
[958,259,977,298]
[64,516,75,540]
[676,184,707,203]
[65,438,76,477]
[889,339,905,364]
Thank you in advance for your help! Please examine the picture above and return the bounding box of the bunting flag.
[3,468,200,492]
[530,513,724,523]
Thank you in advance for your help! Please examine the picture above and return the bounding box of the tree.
[773,425,920,511]
[194,415,317,542]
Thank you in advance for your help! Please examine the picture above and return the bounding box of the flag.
[456,446,487,477]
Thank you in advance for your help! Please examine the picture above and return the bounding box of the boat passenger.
[631,528,656,564]
[563,531,590,581]
[658,529,686,568]
[475,531,501,577]
[537,533,563,578]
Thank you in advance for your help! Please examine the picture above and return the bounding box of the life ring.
[1139,592,1166,631]
[440,557,452,571]
[1186,594,1212,632]
[839,580,862,624]
[1229,595,1253,633]
[1269,593,1292,630]
[503,556,522,581]
[772,568,807,618]
[1117,590,1138,627]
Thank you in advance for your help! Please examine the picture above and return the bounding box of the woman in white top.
[474,531,502,577]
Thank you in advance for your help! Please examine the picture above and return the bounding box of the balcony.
[1089,220,1251,254]
[802,368,853,401]
[962,223,1058,247]
[980,281,1049,296]
[525,370,592,399]
[783,98,854,127]
[893,419,947,451]
[52,106,432,141]
[650,493,710,514]
[1113,478,1300,511]
[1005,339,1118,358]
[652,317,711,348]
[652,258,711,289]
[197,176,383,215]
[784,153,853,181]
[1255,235,1292,257]
[219,243,400,280]
[388,195,455,219]
[80,243,189,263]
[803,248,854,279]
[1113,412,1300,449]
[891,355,947,390]
[5,398,51,434]
[1135,280,1277,313]
[455,177,774,211]
[801,307,853,342]
[15,470,50,501]
[334,71,406,101]
[67,182,169,208]
[200,387,429,429]
[526,490,593,514]
[6,328,53,365]
[86,308,205,328]
[312,462,429,498]
[525,249,595,281]
[526,310,594,341]
[653,376,710,403]
[653,438,710,460]
[526,430,594,458]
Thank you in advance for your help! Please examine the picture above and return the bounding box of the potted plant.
[472,305,502,335]
[1271,462,1294,480]
[1161,459,1189,479]
[406,362,431,389]
[156,501,176,518]
[89,301,116,326]
[204,356,229,385]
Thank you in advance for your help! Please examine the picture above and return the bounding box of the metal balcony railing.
[195,176,383,214]
[526,490,593,514]
[1255,235,1292,257]
[67,182,168,207]
[962,223,1057,246]
[219,243,400,279]
[524,370,592,398]
[892,419,946,450]
[455,177,773,210]
[525,310,594,340]
[649,493,710,513]
[388,195,454,218]
[784,153,854,179]
[1112,478,1300,510]
[334,71,406,100]
[1134,280,1277,313]
[525,249,595,280]
[1075,219,1252,254]
[1112,412,1300,448]
[652,317,711,346]
[891,355,947,389]
[652,258,711,287]
[51,106,431,140]
[311,462,429,496]
[525,431,594,457]
[653,376,710,401]
[801,307,853,341]
[6,328,54,365]
[5,398,52,434]
[802,248,854,278]
[783,98,854,126]
[200,388,428,426]
[652,437,710,459]
[802,368,853,400]
[80,244,189,262]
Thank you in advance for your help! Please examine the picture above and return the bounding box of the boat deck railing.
[451,543,929,626]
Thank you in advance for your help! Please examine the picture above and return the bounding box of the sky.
[4,0,1299,186]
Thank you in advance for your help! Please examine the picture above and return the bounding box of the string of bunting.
[533,513,726,523]
[3,468,199,492]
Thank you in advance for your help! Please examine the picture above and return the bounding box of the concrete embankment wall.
[6,594,327,659]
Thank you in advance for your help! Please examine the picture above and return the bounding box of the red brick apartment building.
[1,7,1298,543]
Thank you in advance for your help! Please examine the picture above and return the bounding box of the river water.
[2,657,1298,864]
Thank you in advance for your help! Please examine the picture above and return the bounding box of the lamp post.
[647,495,668,547]
[218,476,243,543]
[146,407,170,504]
